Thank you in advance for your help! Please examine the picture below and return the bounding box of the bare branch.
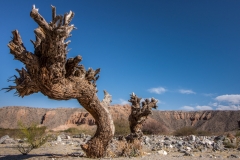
[51,5,56,24]
[127,93,158,142]
[30,5,52,31]
[8,30,39,69]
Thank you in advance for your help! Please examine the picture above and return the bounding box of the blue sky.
[0,0,240,110]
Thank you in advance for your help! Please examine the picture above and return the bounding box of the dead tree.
[127,93,158,142]
[3,5,114,158]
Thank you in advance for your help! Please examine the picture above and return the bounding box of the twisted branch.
[127,93,158,141]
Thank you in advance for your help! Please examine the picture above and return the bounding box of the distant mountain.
[0,105,239,133]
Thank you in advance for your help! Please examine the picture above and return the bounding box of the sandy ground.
[0,140,240,160]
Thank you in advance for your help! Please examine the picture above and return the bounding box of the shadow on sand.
[0,154,62,160]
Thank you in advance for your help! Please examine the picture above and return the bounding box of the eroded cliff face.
[65,112,95,125]
[152,110,240,133]
[0,106,240,133]
[160,111,212,126]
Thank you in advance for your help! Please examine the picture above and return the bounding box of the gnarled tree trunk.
[4,5,114,158]
[127,93,158,142]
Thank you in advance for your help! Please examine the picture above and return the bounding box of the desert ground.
[1,135,240,160]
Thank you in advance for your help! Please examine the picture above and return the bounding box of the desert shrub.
[173,127,197,136]
[122,140,142,157]
[114,119,130,136]
[63,126,96,136]
[108,139,142,158]
[17,122,49,155]
[142,121,167,135]
[64,128,81,135]
[196,130,212,136]
[223,141,237,148]
[0,128,24,138]
[235,131,240,137]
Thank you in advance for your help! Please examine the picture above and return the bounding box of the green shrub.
[17,122,49,155]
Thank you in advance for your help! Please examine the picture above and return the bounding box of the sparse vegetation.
[17,122,50,155]
[0,128,23,138]
[114,119,131,136]
[173,127,197,136]
[142,121,167,135]
[223,141,237,148]
[173,126,211,136]
[235,131,240,137]
[196,130,212,136]
[108,139,142,158]
[63,126,96,136]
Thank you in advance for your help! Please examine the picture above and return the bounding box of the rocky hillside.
[0,105,240,133]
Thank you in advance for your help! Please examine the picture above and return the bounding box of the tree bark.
[127,93,158,142]
[4,5,114,158]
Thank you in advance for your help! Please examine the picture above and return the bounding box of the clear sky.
[0,0,240,110]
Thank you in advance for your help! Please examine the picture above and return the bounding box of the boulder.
[189,135,196,141]
[2,138,16,144]
[57,136,62,142]
[0,135,10,144]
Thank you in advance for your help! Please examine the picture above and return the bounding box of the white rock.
[189,135,196,141]
[186,147,191,151]
[158,150,167,155]
[57,136,62,142]
[0,135,10,144]
[144,152,151,155]
[201,138,213,145]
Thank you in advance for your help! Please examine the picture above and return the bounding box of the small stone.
[186,146,191,151]
[157,149,167,155]
[18,139,24,143]
[178,148,186,153]
[230,154,240,158]
[2,138,16,144]
[57,136,62,142]
[184,151,194,156]
[189,135,196,141]
[143,152,151,155]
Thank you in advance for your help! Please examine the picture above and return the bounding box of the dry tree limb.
[3,5,114,158]
[127,93,158,142]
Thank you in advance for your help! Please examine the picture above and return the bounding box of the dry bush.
[173,127,197,136]
[196,130,212,136]
[108,139,142,158]
[142,120,167,135]
[223,141,237,148]
[114,119,131,136]
[173,126,212,136]
[0,128,24,138]
[235,131,240,137]
[63,126,96,136]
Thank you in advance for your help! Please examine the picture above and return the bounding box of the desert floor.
[0,140,240,160]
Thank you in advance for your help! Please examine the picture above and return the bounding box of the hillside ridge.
[0,105,240,133]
